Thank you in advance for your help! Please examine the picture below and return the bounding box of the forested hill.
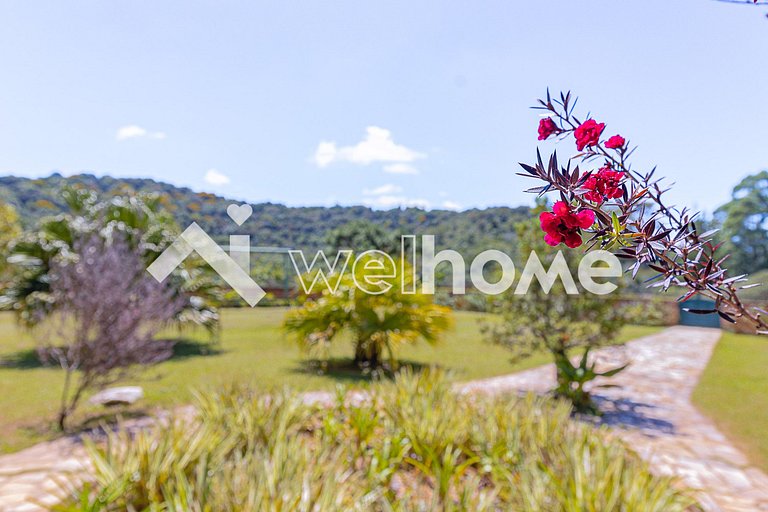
[0,173,529,254]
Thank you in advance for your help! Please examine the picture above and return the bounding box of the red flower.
[538,117,559,141]
[605,135,625,149]
[539,201,596,248]
[583,166,626,204]
[574,119,605,151]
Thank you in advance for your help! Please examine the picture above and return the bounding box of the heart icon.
[227,203,253,226]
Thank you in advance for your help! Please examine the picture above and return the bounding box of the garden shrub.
[59,370,696,511]
[484,206,629,414]
[284,255,453,369]
[620,295,671,326]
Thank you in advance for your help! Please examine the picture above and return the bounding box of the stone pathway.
[0,439,88,511]
[461,326,768,511]
[1,326,767,511]
[0,414,176,511]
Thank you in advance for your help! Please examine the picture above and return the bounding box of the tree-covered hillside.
[0,173,529,256]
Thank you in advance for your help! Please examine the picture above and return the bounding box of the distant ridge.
[0,173,528,253]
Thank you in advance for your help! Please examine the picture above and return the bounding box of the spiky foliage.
[57,370,696,511]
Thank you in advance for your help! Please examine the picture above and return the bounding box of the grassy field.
[0,308,660,453]
[692,331,768,472]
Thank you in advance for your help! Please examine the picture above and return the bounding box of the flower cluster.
[583,166,626,204]
[539,201,596,248]
[537,116,624,154]
[534,114,627,246]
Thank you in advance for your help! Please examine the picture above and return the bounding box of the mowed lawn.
[0,308,660,453]
[692,331,768,472]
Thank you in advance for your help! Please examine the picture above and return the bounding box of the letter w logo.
[147,223,266,307]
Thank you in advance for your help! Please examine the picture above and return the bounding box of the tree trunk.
[56,371,87,431]
[353,340,381,368]
[57,369,73,431]
[553,351,571,396]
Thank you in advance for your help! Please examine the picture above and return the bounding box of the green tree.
[715,170,768,275]
[325,220,400,254]
[284,255,453,369]
[0,201,22,290]
[483,206,627,414]
[2,188,221,332]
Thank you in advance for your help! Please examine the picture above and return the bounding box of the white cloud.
[313,126,424,168]
[204,168,230,186]
[363,195,431,209]
[313,141,337,167]
[383,163,419,175]
[361,184,429,209]
[116,125,166,141]
[441,200,462,211]
[363,184,402,196]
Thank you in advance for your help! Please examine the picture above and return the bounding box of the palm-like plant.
[284,255,453,369]
[2,188,221,332]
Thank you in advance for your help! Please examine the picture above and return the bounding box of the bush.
[38,236,184,430]
[620,295,671,326]
[284,255,453,369]
[59,371,696,511]
[484,206,628,414]
[434,289,490,312]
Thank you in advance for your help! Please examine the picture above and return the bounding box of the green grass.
[0,308,660,453]
[740,268,768,301]
[692,331,768,472]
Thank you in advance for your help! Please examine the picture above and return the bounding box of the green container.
[678,299,721,328]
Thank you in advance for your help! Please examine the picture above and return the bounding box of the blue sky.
[1,0,766,213]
